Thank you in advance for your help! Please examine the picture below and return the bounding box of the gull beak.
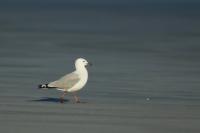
[87,62,92,67]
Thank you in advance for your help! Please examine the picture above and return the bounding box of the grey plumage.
[39,72,80,91]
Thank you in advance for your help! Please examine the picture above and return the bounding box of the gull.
[38,58,92,103]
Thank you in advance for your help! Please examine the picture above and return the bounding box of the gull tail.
[38,84,56,89]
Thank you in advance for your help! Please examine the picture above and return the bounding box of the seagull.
[38,58,92,103]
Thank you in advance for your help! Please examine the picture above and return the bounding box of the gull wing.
[48,72,80,90]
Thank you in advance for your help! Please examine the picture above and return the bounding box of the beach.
[0,1,200,133]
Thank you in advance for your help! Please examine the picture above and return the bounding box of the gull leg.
[60,91,67,103]
[73,92,80,103]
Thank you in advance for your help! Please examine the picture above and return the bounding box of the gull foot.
[76,100,80,103]
[60,98,64,103]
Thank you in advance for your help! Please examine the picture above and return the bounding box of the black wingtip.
[38,84,43,89]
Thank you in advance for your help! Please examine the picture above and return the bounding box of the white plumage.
[38,58,92,103]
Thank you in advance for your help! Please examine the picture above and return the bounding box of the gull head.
[75,58,92,69]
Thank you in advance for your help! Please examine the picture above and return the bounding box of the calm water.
[0,1,200,133]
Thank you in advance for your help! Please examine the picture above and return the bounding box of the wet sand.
[0,94,200,133]
[1,1,200,132]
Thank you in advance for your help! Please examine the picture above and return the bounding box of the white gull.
[38,58,92,103]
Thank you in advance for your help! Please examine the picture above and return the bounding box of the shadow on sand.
[30,97,69,103]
